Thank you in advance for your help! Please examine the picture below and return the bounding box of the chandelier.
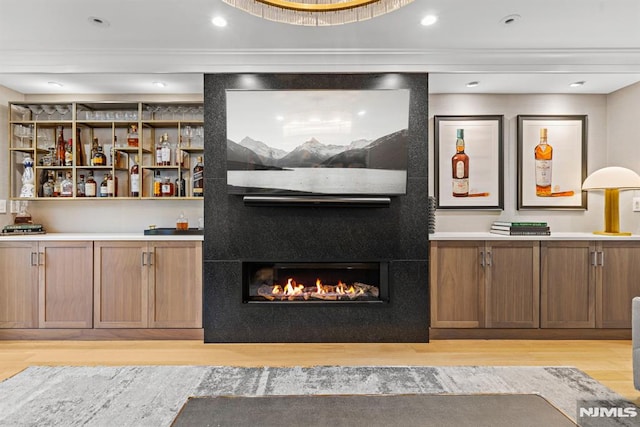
[222,0,415,26]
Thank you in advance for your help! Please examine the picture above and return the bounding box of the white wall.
[429,93,615,233]
[1,91,204,232]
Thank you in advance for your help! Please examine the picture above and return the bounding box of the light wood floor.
[0,339,637,403]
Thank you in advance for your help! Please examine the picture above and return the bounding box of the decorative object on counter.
[19,155,35,198]
[434,116,504,210]
[176,211,189,231]
[517,115,587,210]
[490,220,550,236]
[13,201,34,225]
[144,227,203,235]
[582,166,640,236]
[222,0,414,26]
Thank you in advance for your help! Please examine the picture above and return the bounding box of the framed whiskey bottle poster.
[517,115,587,210]
[434,115,504,210]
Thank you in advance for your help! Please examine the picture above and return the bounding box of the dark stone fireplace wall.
[203,73,430,342]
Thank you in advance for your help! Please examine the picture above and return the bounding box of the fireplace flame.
[257,277,379,301]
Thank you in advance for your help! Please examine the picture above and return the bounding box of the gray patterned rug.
[0,365,634,426]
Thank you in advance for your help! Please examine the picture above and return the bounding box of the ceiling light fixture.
[466,81,480,88]
[420,15,438,26]
[499,14,521,26]
[152,81,168,88]
[570,81,586,87]
[212,16,228,27]
[222,0,414,26]
[47,81,64,88]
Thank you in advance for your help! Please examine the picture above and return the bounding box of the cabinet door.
[94,241,148,328]
[148,241,202,328]
[598,241,640,328]
[430,241,484,328]
[0,242,39,328]
[38,241,93,328]
[540,241,596,328]
[485,241,539,328]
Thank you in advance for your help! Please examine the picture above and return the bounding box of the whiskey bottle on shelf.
[153,170,162,197]
[60,171,73,197]
[193,156,204,197]
[451,129,469,197]
[107,172,117,197]
[155,136,163,166]
[161,177,174,197]
[130,155,140,197]
[91,138,107,166]
[175,171,186,197]
[99,174,109,197]
[77,174,86,197]
[56,127,66,166]
[53,172,63,197]
[176,136,186,167]
[64,139,73,166]
[43,172,55,197]
[161,133,171,166]
[534,128,553,196]
[110,136,122,167]
[85,172,97,197]
[127,124,139,147]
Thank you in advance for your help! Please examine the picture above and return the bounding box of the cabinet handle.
[486,251,492,267]
[141,252,146,266]
[38,252,44,266]
[149,252,154,266]
[598,251,605,266]
[30,252,38,266]
[480,250,485,267]
[590,251,597,266]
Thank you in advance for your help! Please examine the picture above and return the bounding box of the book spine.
[3,223,43,230]
[494,222,547,227]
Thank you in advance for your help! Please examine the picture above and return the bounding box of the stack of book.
[490,221,550,236]
[1,223,46,235]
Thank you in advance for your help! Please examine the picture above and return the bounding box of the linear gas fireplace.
[243,262,389,303]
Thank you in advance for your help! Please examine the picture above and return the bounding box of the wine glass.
[27,105,43,121]
[41,104,57,120]
[145,104,160,120]
[55,104,70,120]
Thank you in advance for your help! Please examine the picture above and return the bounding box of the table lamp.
[582,166,640,236]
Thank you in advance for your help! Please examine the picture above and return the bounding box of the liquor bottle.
[161,177,174,197]
[127,124,139,147]
[56,126,66,166]
[90,137,99,165]
[43,172,54,197]
[60,171,73,197]
[130,155,140,197]
[161,133,171,166]
[110,135,121,167]
[53,172,63,197]
[99,174,109,197]
[155,136,163,166]
[91,138,107,166]
[175,171,186,197]
[153,170,162,197]
[76,128,85,167]
[193,156,204,197]
[77,174,86,197]
[534,128,553,197]
[64,139,73,166]
[107,172,117,197]
[451,129,469,197]
[176,135,185,167]
[85,172,97,197]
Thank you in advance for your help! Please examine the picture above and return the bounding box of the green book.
[3,223,44,230]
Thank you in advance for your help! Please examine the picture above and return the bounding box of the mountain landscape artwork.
[226,89,410,195]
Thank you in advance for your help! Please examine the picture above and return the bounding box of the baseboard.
[430,328,631,340]
[0,328,204,340]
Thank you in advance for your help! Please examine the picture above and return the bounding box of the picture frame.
[434,115,504,209]
[517,115,587,210]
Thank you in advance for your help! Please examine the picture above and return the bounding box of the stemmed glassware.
[41,104,57,120]
[55,104,70,120]
[27,105,43,121]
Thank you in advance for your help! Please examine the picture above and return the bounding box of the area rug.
[171,394,576,427]
[0,365,633,426]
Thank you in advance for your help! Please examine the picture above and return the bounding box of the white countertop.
[0,232,204,241]
[429,232,640,241]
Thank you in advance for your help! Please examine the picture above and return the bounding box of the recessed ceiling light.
[420,15,438,26]
[47,81,63,88]
[276,115,284,121]
[212,16,227,27]
[499,14,521,26]
[152,81,168,88]
[466,81,480,88]
[88,16,110,28]
[357,110,366,116]
[569,81,586,87]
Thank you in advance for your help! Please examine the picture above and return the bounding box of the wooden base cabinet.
[430,240,539,329]
[598,241,640,328]
[94,241,202,329]
[0,242,39,328]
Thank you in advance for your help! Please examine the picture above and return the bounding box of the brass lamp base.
[594,188,633,236]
